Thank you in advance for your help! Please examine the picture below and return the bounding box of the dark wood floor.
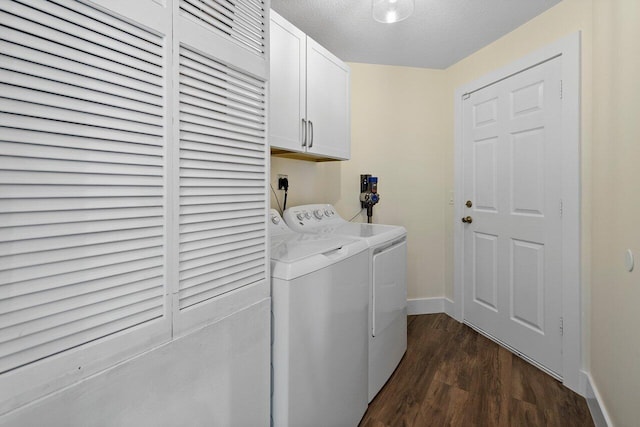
[360,314,594,427]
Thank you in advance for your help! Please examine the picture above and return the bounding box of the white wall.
[0,300,271,427]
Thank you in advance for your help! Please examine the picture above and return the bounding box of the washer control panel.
[269,209,293,235]
[283,204,344,231]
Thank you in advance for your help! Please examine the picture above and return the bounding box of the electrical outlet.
[277,174,288,190]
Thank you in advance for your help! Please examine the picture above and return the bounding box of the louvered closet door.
[0,0,172,408]
[173,0,269,333]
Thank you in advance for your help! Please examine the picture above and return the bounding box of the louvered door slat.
[2,1,162,66]
[0,128,164,155]
[180,229,263,253]
[0,298,163,372]
[1,99,162,137]
[3,258,163,298]
[0,227,163,257]
[1,268,163,310]
[0,18,163,85]
[2,217,164,242]
[180,95,264,125]
[180,235,263,262]
[179,268,263,308]
[1,286,163,342]
[0,115,162,148]
[0,82,162,126]
[0,41,163,101]
[0,184,162,199]
[0,206,164,228]
[180,228,263,250]
[180,136,264,156]
[180,63,263,103]
[179,194,264,206]
[178,43,266,310]
[0,0,168,375]
[180,85,264,118]
[180,259,263,291]
[179,0,265,56]
[180,103,263,130]
[48,0,163,47]
[180,148,264,164]
[0,142,162,168]
[179,1,261,52]
[1,156,162,177]
[180,47,264,92]
[180,201,264,215]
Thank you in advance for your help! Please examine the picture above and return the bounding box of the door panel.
[306,37,350,160]
[463,57,563,376]
[473,232,499,311]
[268,10,306,153]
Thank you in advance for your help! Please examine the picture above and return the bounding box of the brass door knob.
[466,200,473,208]
[461,216,473,224]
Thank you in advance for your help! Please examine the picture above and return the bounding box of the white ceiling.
[269,0,563,69]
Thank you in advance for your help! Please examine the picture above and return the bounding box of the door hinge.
[560,317,564,336]
[560,199,563,217]
[560,80,563,99]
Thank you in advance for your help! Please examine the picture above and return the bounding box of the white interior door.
[462,57,563,376]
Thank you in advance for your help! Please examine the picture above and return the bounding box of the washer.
[269,209,369,427]
[283,204,407,402]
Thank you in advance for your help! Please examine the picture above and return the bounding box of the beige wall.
[590,0,640,425]
[444,0,594,378]
[445,0,594,303]
[272,0,640,423]
[271,64,450,300]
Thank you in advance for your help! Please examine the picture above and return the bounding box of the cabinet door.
[306,37,350,160]
[269,10,306,153]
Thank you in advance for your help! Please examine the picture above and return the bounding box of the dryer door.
[372,239,407,337]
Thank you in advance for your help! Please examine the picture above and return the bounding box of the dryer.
[269,209,369,427]
[283,204,407,402]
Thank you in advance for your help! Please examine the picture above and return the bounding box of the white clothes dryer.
[283,204,408,402]
[269,210,369,427]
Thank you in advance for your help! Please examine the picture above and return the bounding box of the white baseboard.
[583,371,612,427]
[444,298,454,317]
[407,297,445,315]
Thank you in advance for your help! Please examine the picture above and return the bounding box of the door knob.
[461,216,473,223]
[466,200,473,208]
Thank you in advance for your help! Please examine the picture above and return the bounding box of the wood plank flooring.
[359,314,594,427]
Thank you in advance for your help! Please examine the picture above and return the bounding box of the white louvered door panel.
[174,44,268,332]
[0,0,172,411]
[176,0,268,81]
[172,1,269,333]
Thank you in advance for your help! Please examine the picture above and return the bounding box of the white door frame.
[453,32,582,393]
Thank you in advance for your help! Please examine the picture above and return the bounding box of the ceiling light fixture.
[372,0,414,24]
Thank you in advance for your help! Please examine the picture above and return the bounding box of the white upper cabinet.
[269,10,350,161]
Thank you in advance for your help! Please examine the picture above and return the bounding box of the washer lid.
[270,232,358,264]
[306,222,406,247]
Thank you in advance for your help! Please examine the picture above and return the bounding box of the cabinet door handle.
[308,120,314,148]
[301,118,307,147]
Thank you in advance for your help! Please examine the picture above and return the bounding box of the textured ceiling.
[269,0,563,69]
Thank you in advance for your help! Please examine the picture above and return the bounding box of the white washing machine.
[283,204,407,402]
[269,209,369,427]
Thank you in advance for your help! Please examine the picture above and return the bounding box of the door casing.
[453,32,582,394]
